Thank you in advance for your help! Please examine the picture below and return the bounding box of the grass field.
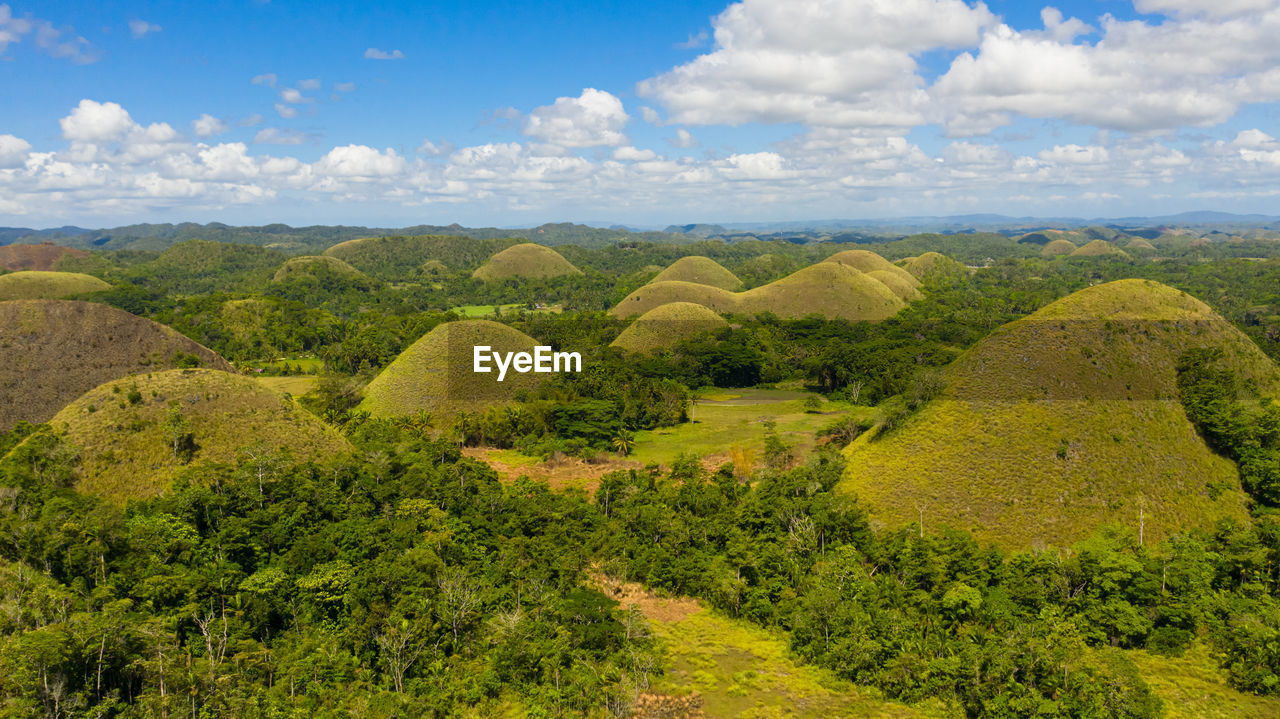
[255,375,318,396]
[1125,644,1280,719]
[630,388,867,468]
[451,303,562,317]
[0,270,110,300]
[472,243,582,281]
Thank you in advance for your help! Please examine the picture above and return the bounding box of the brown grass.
[471,243,582,281]
[650,257,743,290]
[0,243,89,271]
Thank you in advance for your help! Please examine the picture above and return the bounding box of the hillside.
[648,256,743,290]
[1128,237,1158,252]
[272,254,367,282]
[1041,238,1079,257]
[0,243,90,271]
[841,279,1279,548]
[323,234,519,279]
[822,249,921,289]
[0,300,233,430]
[471,243,582,281]
[41,368,351,502]
[611,262,906,321]
[1070,239,1130,258]
[866,269,923,301]
[610,302,728,354]
[0,270,110,300]
[899,251,969,280]
[129,239,286,293]
[359,320,549,419]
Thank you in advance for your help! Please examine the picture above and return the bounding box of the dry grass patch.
[611,302,728,354]
[471,243,582,281]
[1041,238,1079,257]
[0,270,109,300]
[650,257,743,291]
[1070,239,1130,258]
[0,243,90,271]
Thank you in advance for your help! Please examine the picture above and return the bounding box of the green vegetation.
[0,299,232,430]
[610,301,728,354]
[471,243,583,281]
[323,234,519,279]
[899,251,968,280]
[649,255,744,290]
[0,270,110,300]
[272,254,368,283]
[1042,237,1080,257]
[35,368,352,502]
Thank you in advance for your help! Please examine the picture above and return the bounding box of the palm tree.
[611,431,635,456]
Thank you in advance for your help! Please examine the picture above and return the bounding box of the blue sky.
[2,1,1280,227]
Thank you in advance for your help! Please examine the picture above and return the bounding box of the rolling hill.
[610,302,728,354]
[611,262,906,321]
[821,249,921,289]
[1041,238,1079,257]
[0,300,233,430]
[0,270,110,300]
[272,255,367,282]
[899,252,969,280]
[0,243,90,271]
[648,256,743,290]
[41,368,351,502]
[841,279,1279,548]
[866,269,923,301]
[1070,239,1130,259]
[359,320,549,419]
[471,243,582,281]
[323,234,519,279]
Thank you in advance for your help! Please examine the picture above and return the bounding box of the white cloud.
[274,103,298,119]
[639,106,661,125]
[637,0,995,130]
[251,73,278,87]
[0,6,99,63]
[299,78,321,90]
[364,47,404,60]
[254,128,307,145]
[0,134,31,168]
[522,88,628,148]
[666,129,699,149]
[335,82,356,92]
[279,88,311,104]
[128,19,161,38]
[675,31,708,49]
[192,114,228,138]
[614,146,658,162]
[1134,0,1275,17]
[60,100,136,142]
[1038,144,1110,164]
[315,145,406,177]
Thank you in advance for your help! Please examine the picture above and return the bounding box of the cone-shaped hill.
[272,255,367,282]
[1041,239,1079,257]
[1127,237,1157,252]
[41,369,352,503]
[472,243,582,281]
[610,263,905,322]
[899,252,969,281]
[611,302,728,354]
[0,271,109,300]
[0,243,90,271]
[841,280,1280,549]
[866,270,922,301]
[359,320,550,419]
[822,250,921,289]
[649,257,743,291]
[0,300,234,431]
[1070,239,1129,258]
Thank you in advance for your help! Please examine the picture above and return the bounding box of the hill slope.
[0,300,233,430]
[471,243,582,281]
[43,369,351,502]
[359,320,549,419]
[323,235,519,279]
[1041,238,1079,257]
[0,271,109,300]
[822,250,921,289]
[611,302,728,354]
[272,255,366,282]
[0,243,90,271]
[611,263,906,321]
[899,252,969,280]
[1070,239,1130,259]
[649,256,743,290]
[841,280,1278,548]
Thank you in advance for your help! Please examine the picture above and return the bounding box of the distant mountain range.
[3,212,1279,254]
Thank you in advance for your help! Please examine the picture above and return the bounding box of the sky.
[3,0,1280,228]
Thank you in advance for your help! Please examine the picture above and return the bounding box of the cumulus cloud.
[364,47,404,60]
[638,0,995,131]
[522,88,628,148]
[279,88,311,104]
[666,129,699,149]
[0,134,32,168]
[254,128,307,145]
[251,73,278,87]
[60,100,137,142]
[315,145,406,177]
[192,114,228,138]
[274,103,297,119]
[614,146,658,162]
[299,78,321,90]
[128,19,161,38]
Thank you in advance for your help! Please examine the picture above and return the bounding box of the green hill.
[359,320,549,419]
[0,270,110,300]
[821,249,921,289]
[0,300,234,431]
[1041,238,1079,257]
[841,279,1279,549]
[272,255,367,282]
[39,369,351,503]
[129,240,286,293]
[611,302,728,354]
[1070,239,1130,259]
[471,243,582,281]
[899,252,969,280]
[611,263,906,322]
[649,256,743,290]
[323,235,519,279]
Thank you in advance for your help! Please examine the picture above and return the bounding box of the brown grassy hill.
[822,250,921,289]
[42,369,351,503]
[1127,237,1157,252]
[272,255,366,282]
[650,256,743,290]
[0,271,110,300]
[900,252,969,280]
[0,243,89,271]
[0,300,234,430]
[866,269,923,301]
[1070,239,1130,258]
[611,264,906,321]
[359,320,549,419]
[1041,239,1079,257]
[841,279,1278,549]
[472,243,582,281]
[611,302,728,354]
